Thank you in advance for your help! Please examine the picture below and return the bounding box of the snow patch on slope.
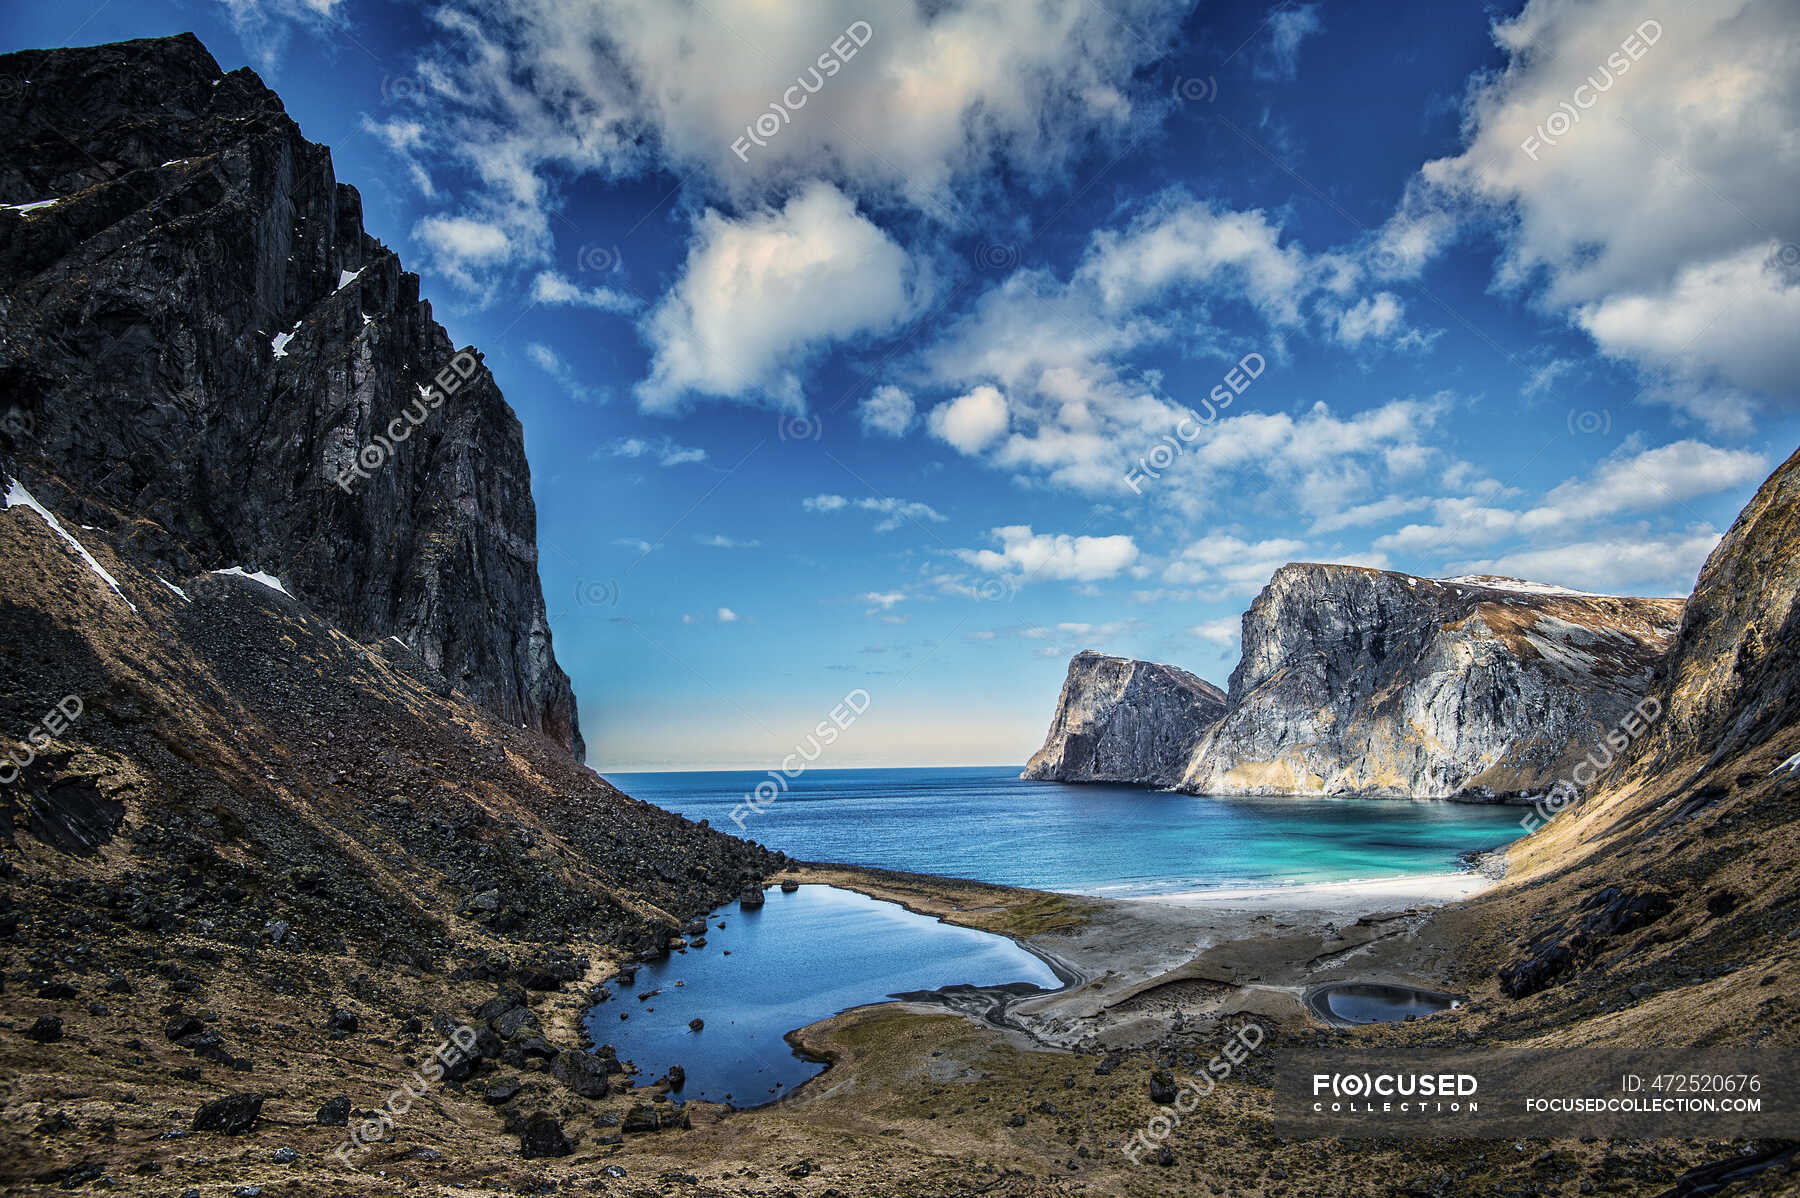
[210,566,294,598]
[4,478,138,612]
[1442,574,1600,597]
[271,320,302,358]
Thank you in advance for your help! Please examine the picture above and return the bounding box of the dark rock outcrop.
[1177,568,1681,799]
[518,1114,574,1158]
[0,33,581,756]
[550,1048,610,1098]
[1497,885,1674,998]
[191,1093,263,1135]
[1022,651,1226,784]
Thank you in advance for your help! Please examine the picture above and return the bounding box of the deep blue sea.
[607,766,1523,897]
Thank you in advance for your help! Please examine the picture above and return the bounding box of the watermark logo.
[975,242,1020,271]
[1122,1022,1263,1165]
[1521,21,1662,161]
[335,351,479,494]
[1124,352,1265,494]
[1371,244,1420,275]
[730,689,871,829]
[332,1024,476,1169]
[777,412,824,442]
[732,21,874,163]
[973,576,1018,602]
[577,244,622,273]
[1773,242,1800,277]
[1172,75,1218,104]
[1568,408,1612,435]
[1519,695,1661,834]
[1,695,84,785]
[1312,1070,1479,1114]
[379,73,427,104]
[576,579,622,607]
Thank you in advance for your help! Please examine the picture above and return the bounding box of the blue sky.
[7,0,1798,770]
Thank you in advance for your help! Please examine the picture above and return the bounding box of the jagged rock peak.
[0,33,582,757]
[1022,650,1227,785]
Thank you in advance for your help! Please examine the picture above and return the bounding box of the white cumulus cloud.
[1392,0,1800,428]
[396,0,1188,220]
[637,183,925,411]
[859,385,916,437]
[927,385,1009,454]
[957,525,1139,583]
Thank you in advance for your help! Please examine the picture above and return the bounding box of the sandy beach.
[774,862,1485,1057]
[1134,870,1496,912]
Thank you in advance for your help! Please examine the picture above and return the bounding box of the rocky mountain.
[1505,441,1800,878]
[1175,567,1682,799]
[1602,447,1800,795]
[0,33,582,757]
[1437,443,1800,1068]
[1021,651,1226,784]
[0,469,781,1187]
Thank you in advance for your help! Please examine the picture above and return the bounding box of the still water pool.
[1310,982,1460,1025]
[589,884,1060,1106]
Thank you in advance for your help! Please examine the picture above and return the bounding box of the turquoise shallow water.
[608,765,1523,897]
[592,884,1060,1105]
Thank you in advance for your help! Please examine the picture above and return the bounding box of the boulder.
[492,1006,540,1040]
[518,1115,573,1159]
[551,1050,611,1098]
[622,1104,661,1133]
[191,1093,263,1135]
[25,1015,63,1042]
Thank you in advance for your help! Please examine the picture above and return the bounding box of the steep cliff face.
[1515,442,1800,867]
[1607,445,1800,790]
[1022,651,1226,784]
[1453,444,1800,1021]
[0,33,582,757]
[1176,567,1682,799]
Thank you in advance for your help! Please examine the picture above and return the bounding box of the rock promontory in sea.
[1176,567,1682,799]
[1025,568,1683,800]
[1022,650,1227,784]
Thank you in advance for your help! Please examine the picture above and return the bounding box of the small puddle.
[1306,982,1460,1026]
[586,884,1060,1107]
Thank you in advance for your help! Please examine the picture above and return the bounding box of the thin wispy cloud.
[599,436,708,467]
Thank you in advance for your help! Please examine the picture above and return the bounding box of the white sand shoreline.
[1126,870,1494,912]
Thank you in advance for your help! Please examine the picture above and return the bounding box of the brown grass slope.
[0,476,779,1193]
[1411,444,1800,1158]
